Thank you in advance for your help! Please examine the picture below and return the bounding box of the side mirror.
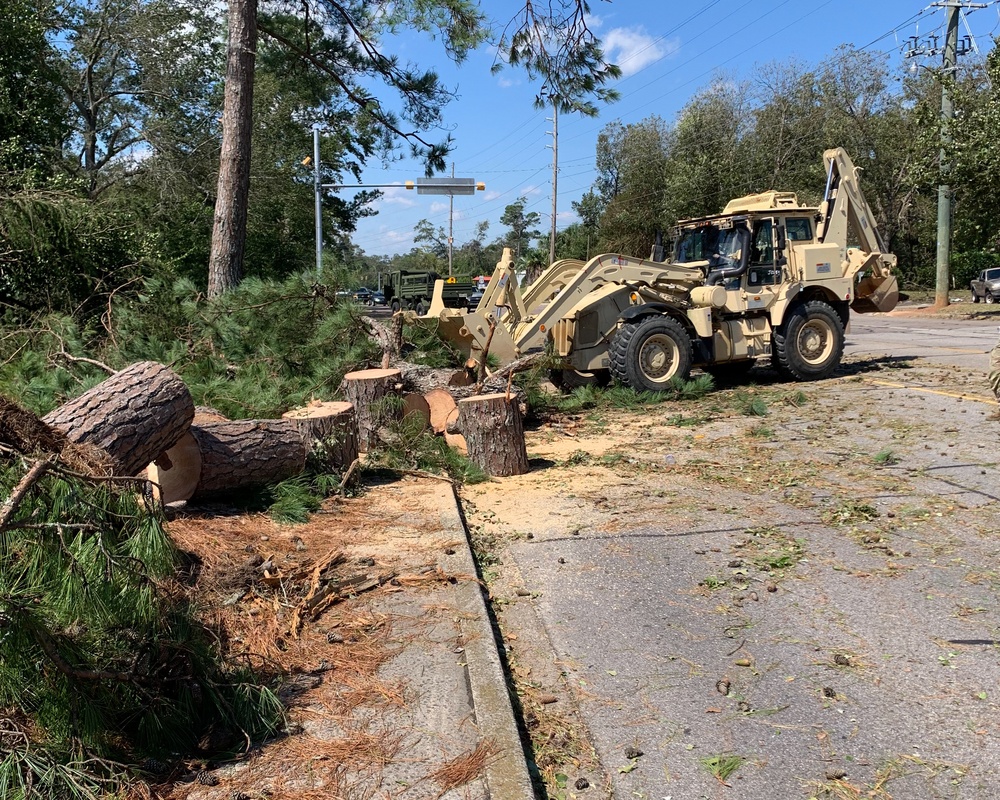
[776,225,786,252]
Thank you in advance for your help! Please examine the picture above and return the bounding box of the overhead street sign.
[404,177,484,196]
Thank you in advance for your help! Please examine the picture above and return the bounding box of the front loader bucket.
[852,274,899,314]
[434,309,519,367]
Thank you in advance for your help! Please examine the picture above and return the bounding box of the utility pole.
[908,2,984,307]
[548,100,559,266]
[448,163,455,276]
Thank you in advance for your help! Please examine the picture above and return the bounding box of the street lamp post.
[308,128,484,277]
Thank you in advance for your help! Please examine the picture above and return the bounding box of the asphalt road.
[489,310,1000,800]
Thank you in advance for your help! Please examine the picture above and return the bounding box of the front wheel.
[987,292,996,305]
[390,300,401,313]
[772,300,845,381]
[415,301,427,315]
[610,316,693,392]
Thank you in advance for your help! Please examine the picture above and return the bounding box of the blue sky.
[339,0,999,257]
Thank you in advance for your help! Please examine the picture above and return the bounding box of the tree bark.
[282,400,359,470]
[341,368,402,452]
[207,0,258,298]
[43,361,195,477]
[190,420,307,498]
[457,393,530,477]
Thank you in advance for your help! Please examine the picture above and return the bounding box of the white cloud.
[483,191,502,201]
[497,76,517,89]
[429,201,449,213]
[377,186,418,208]
[602,27,678,77]
[557,210,577,224]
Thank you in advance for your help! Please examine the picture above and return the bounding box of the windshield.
[987,268,1000,281]
[674,225,742,267]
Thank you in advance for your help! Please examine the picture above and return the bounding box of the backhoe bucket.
[851,274,899,314]
[434,308,519,367]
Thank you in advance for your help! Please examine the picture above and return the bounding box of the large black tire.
[549,368,611,391]
[390,299,401,313]
[972,291,981,304]
[609,316,693,392]
[772,300,845,381]
[415,301,427,315]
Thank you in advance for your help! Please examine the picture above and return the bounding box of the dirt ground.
[460,345,1000,799]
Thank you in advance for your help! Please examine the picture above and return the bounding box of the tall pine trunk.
[208,0,258,298]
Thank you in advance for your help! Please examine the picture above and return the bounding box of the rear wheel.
[610,316,693,392]
[415,301,427,315]
[772,300,844,381]
[390,300,401,313]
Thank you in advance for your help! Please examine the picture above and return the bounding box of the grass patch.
[732,390,769,417]
[872,448,901,466]
[747,424,774,439]
[700,753,746,783]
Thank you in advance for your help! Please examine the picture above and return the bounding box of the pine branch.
[0,457,52,532]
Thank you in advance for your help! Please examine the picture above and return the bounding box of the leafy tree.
[0,0,65,182]
[499,196,542,260]
[414,218,449,258]
[594,117,671,255]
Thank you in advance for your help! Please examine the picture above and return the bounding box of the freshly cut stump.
[282,401,359,469]
[456,393,529,476]
[425,389,457,435]
[341,368,402,452]
[43,361,194,476]
[189,420,307,499]
[147,432,201,504]
[402,393,431,431]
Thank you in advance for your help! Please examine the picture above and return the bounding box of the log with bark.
[341,368,402,452]
[282,400,359,470]
[456,393,530,476]
[43,361,195,476]
[189,420,308,499]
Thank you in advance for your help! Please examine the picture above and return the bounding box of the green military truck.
[383,270,475,314]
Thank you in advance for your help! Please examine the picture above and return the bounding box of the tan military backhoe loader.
[420,147,898,391]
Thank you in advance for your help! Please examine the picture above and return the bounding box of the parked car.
[371,291,386,306]
[466,288,484,309]
[971,268,1000,303]
[352,287,374,304]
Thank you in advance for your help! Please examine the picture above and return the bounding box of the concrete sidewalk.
[362,476,535,800]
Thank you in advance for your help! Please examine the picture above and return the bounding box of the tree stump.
[43,361,195,476]
[282,401,359,470]
[341,368,402,452]
[456,393,529,476]
[189,420,307,499]
[147,432,201,504]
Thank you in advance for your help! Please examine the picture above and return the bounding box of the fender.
[617,303,712,364]
[619,302,676,323]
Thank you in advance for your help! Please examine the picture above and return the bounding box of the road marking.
[866,378,996,404]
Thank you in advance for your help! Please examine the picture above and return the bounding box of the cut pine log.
[147,432,201,504]
[190,420,307,499]
[341,368,402,452]
[457,393,530,476]
[193,406,228,425]
[444,431,468,455]
[425,389,457,435]
[401,393,431,431]
[282,401,359,469]
[43,361,194,476]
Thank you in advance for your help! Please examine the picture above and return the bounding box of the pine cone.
[197,770,219,786]
[140,757,168,775]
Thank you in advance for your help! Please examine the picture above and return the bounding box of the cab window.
[746,220,780,286]
[785,218,812,242]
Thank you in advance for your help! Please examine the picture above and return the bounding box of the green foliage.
[267,476,325,523]
[732,390,769,417]
[366,413,488,484]
[0,462,283,781]
[953,250,1000,289]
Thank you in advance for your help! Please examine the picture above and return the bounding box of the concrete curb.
[438,482,536,800]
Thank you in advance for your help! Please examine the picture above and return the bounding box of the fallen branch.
[0,458,52,532]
